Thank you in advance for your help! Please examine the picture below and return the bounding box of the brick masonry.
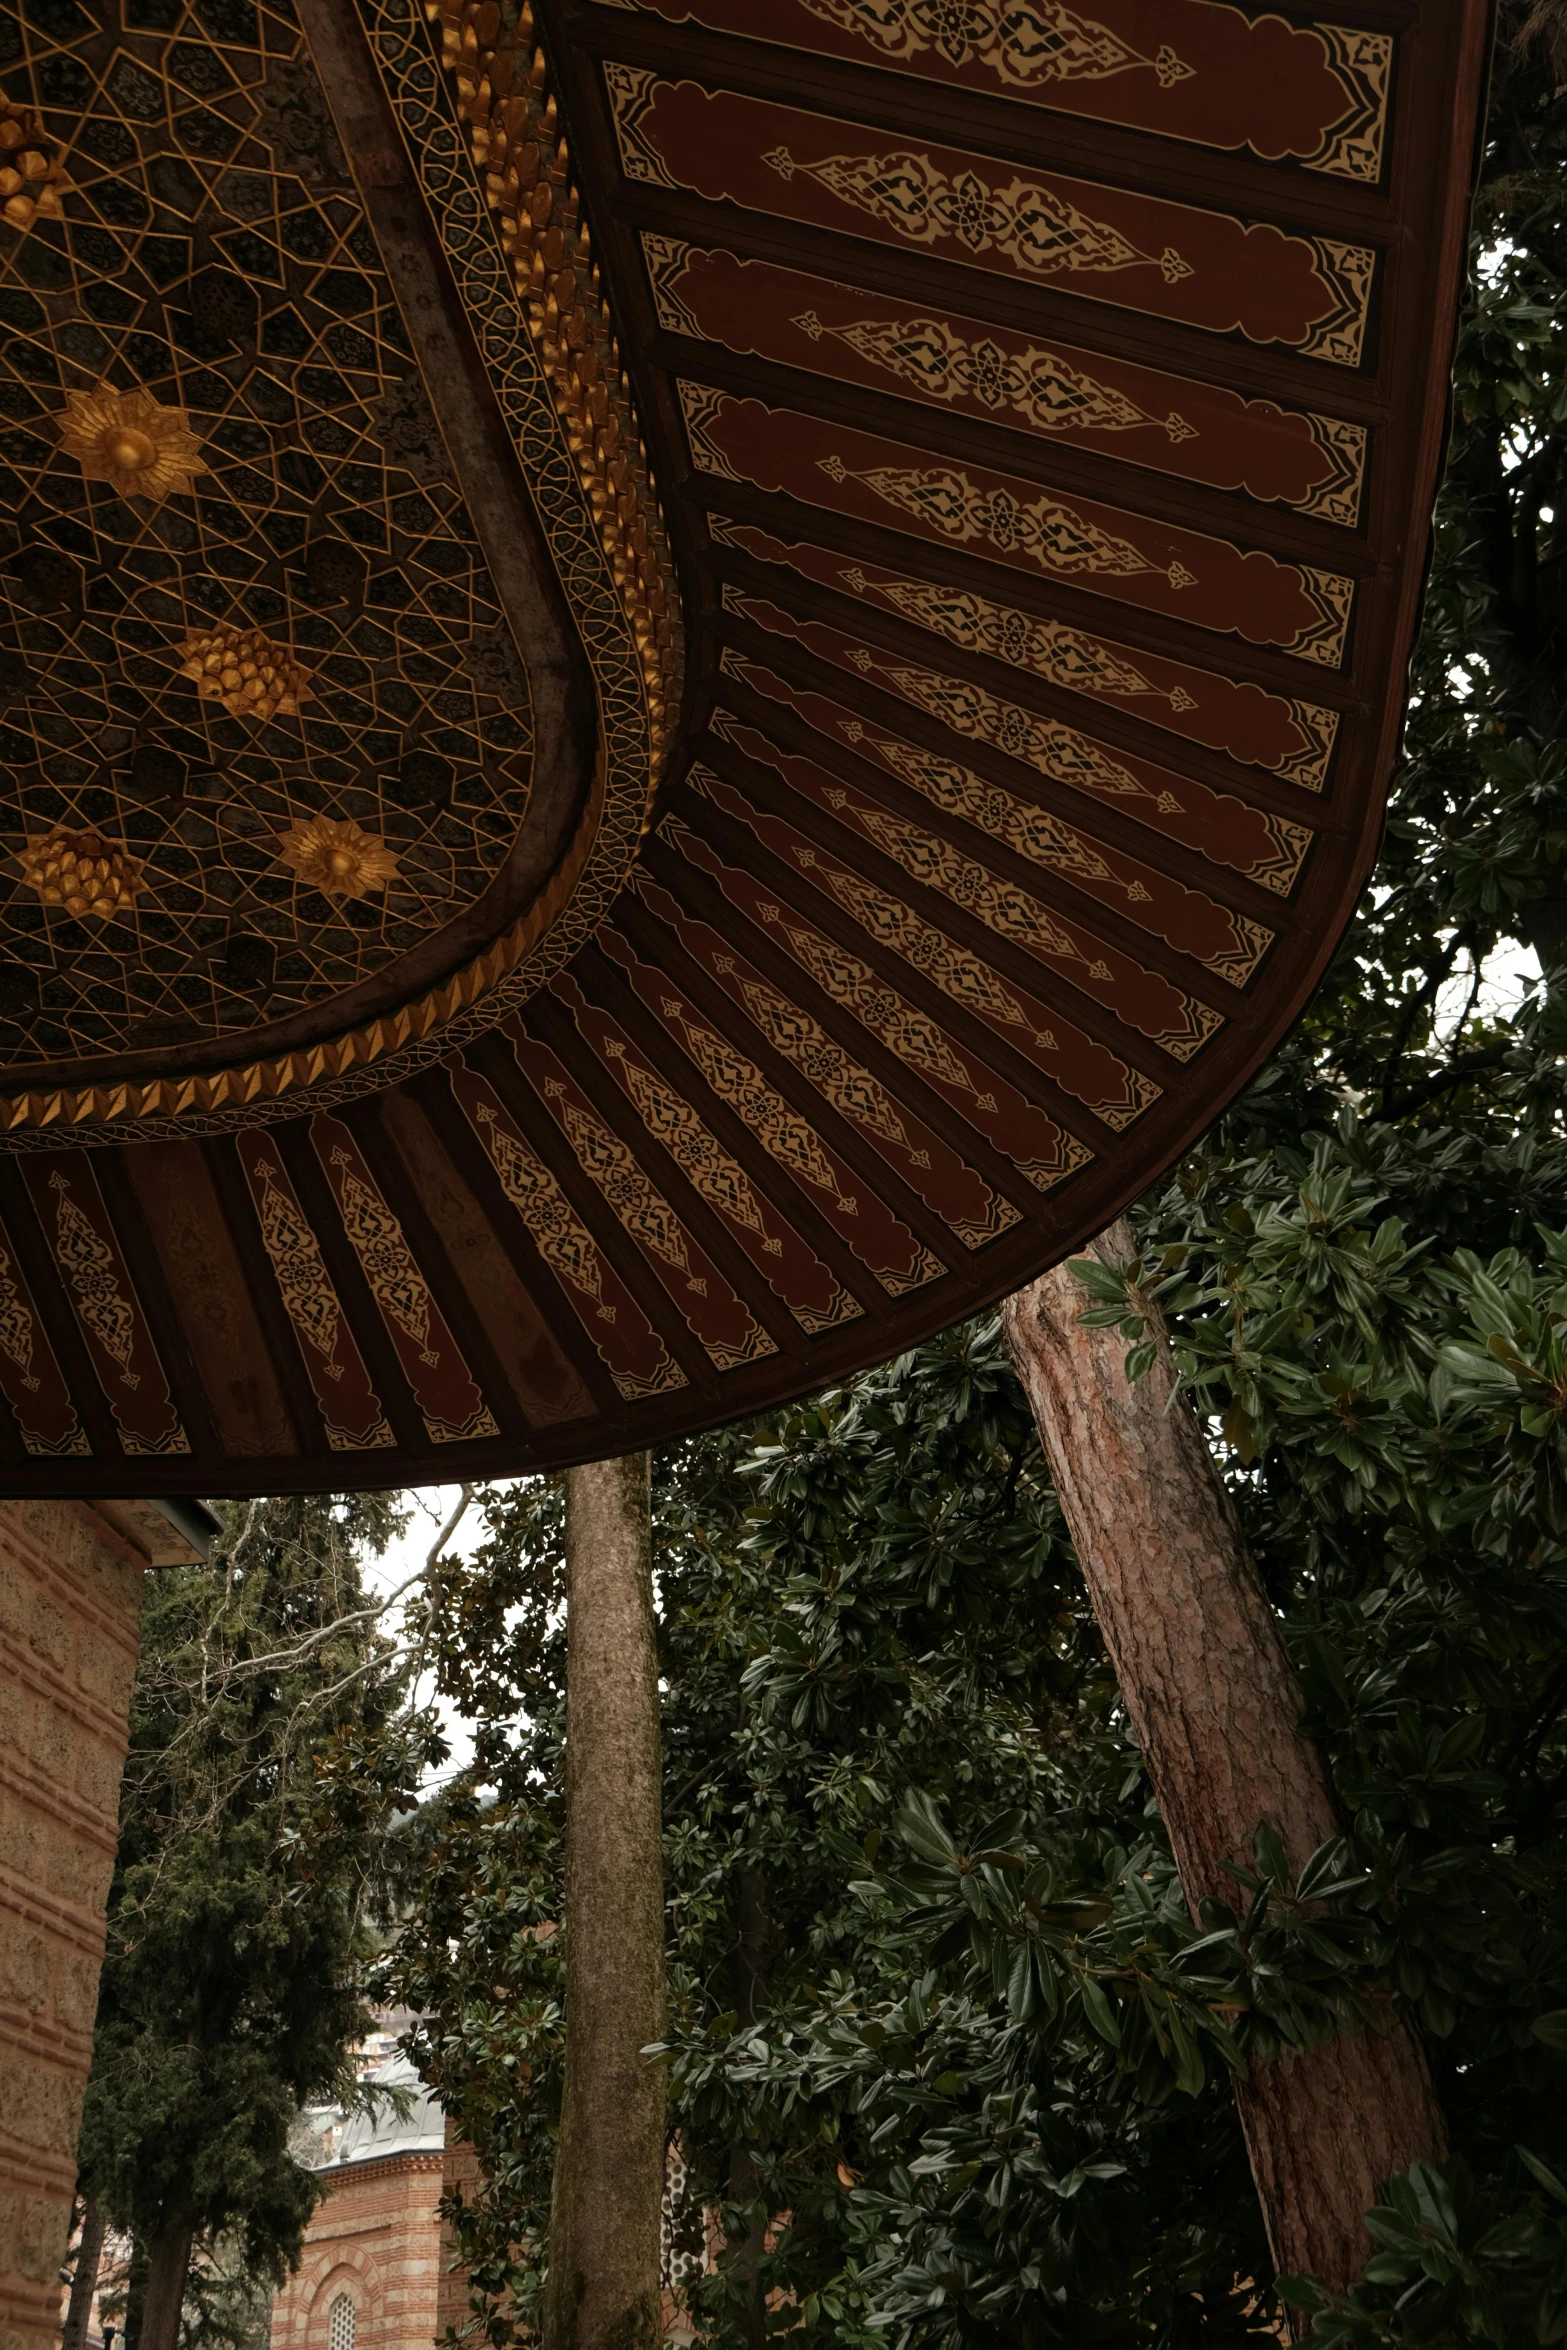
[0,1498,203,2350]
[271,2141,455,2350]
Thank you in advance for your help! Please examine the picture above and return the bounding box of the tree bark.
[1003,1223,1447,2320]
[542,1454,666,2350]
[61,2200,106,2350]
[133,2225,192,2350]
[724,1867,770,2350]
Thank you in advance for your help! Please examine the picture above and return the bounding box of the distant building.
[272,2045,709,2350]
[271,2054,471,2350]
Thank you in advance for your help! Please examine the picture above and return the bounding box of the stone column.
[0,1498,207,2350]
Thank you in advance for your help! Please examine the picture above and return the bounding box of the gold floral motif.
[641,231,704,336]
[0,98,70,229]
[426,3,683,790]
[836,792,1097,971]
[180,623,313,722]
[1290,567,1355,667]
[822,456,1177,586]
[250,1155,397,1450]
[549,1085,702,1287]
[0,1245,38,1394]
[607,1046,861,1335]
[55,381,206,502]
[751,897,1092,1188]
[19,828,143,920]
[838,563,1194,711]
[604,60,679,190]
[657,995,864,1216]
[1309,27,1392,181]
[729,967,1020,1250]
[1298,235,1376,369]
[875,733,1142,894]
[795,307,1192,442]
[864,734,1271,985]
[844,661,1308,896]
[47,1172,138,1385]
[1300,413,1368,527]
[255,1157,345,1370]
[789,0,1190,91]
[612,1051,774,1251]
[277,815,401,902]
[326,1141,498,1441]
[473,1106,614,1321]
[757,908,990,1093]
[784,839,1041,1036]
[763,143,1189,285]
[329,1146,442,1369]
[832,788,1222,1056]
[542,1078,776,1370]
[820,560,1334,803]
[828,642,1176,816]
[1279,700,1339,794]
[705,785,1160,1129]
[678,381,746,481]
[468,1098,689,1401]
[0,1235,89,1456]
[735,972,915,1153]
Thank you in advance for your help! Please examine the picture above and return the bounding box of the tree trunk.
[725,1867,770,2350]
[133,2225,192,2350]
[61,2200,106,2350]
[1003,1223,1447,2320]
[542,1454,666,2350]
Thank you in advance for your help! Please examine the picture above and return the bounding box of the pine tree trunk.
[542,1454,665,2350]
[1003,1223,1447,2320]
[133,2225,192,2350]
[61,2200,106,2350]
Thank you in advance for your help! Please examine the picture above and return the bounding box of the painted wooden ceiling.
[0,0,1490,1491]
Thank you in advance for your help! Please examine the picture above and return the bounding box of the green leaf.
[1079,1975,1121,2047]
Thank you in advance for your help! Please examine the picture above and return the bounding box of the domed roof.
[316,2052,445,2173]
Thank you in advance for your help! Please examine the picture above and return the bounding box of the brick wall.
[0,1498,201,2350]
[272,2151,446,2350]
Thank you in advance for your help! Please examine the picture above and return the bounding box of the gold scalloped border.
[0,7,687,1143]
[429,0,684,779]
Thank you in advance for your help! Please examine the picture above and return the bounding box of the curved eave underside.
[0,0,1491,1493]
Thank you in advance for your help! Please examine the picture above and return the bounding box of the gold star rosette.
[277,815,401,902]
[56,381,207,502]
[19,829,144,920]
[179,624,313,722]
[0,99,70,230]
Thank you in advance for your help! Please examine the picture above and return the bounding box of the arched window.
[328,2293,357,2350]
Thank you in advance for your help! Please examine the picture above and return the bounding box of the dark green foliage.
[389,1347,1294,2347]
[79,1493,428,2338]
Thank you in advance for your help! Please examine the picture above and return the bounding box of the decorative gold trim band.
[428,0,684,782]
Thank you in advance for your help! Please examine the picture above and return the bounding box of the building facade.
[271,2057,458,2350]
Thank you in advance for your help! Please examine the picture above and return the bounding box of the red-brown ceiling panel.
[0,0,1491,1491]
